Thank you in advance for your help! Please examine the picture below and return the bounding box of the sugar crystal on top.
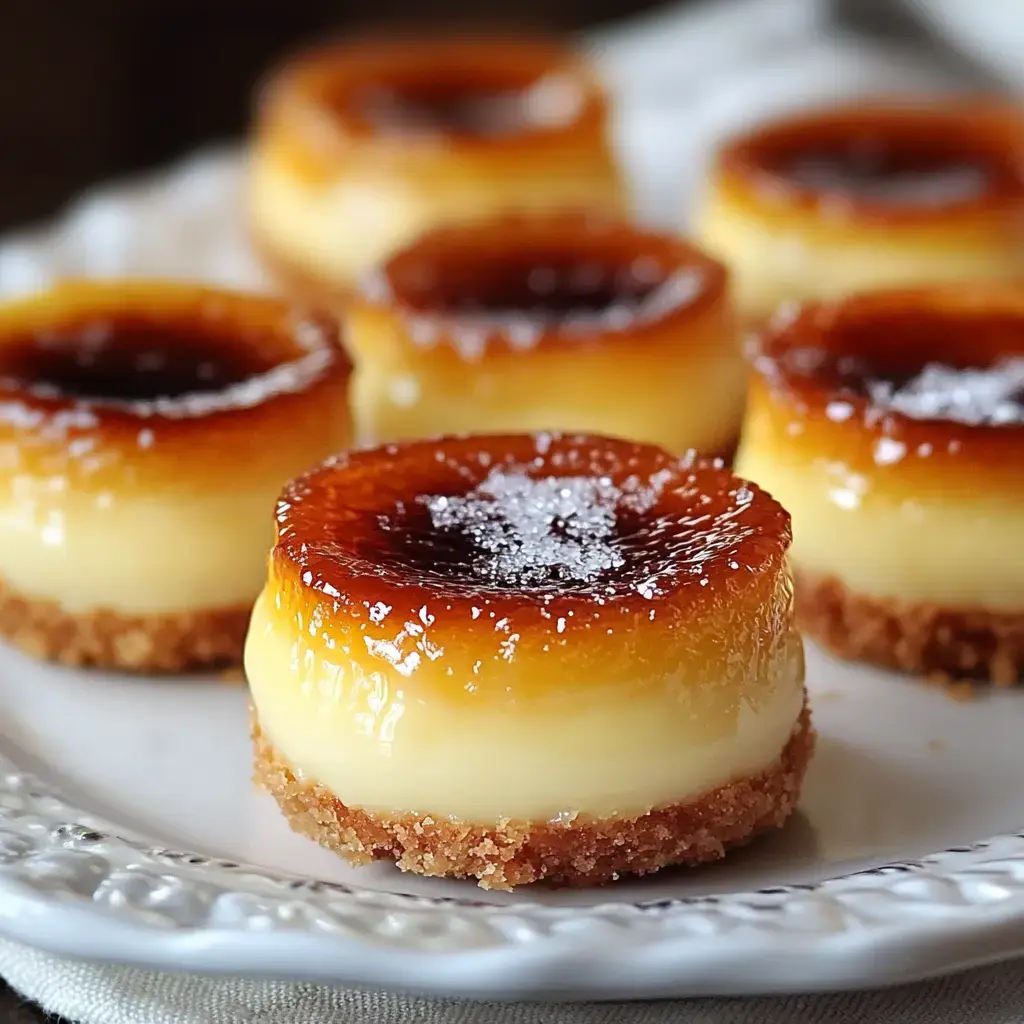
[403,265,706,362]
[785,154,990,208]
[425,467,626,585]
[868,358,1024,426]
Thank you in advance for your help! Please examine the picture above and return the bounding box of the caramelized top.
[358,215,727,360]
[0,315,278,403]
[346,82,546,140]
[258,35,608,163]
[0,280,352,488]
[750,283,1024,474]
[273,433,790,632]
[717,100,1024,224]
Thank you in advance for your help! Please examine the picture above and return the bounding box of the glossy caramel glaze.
[267,433,796,704]
[716,100,1024,228]
[256,36,611,180]
[0,280,352,493]
[747,283,1024,490]
[354,214,728,360]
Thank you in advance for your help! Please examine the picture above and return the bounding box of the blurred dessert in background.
[736,283,1024,685]
[249,36,625,298]
[343,213,744,454]
[248,431,811,889]
[695,100,1024,322]
[0,280,351,671]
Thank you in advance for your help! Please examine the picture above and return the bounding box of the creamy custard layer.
[245,589,806,822]
[250,149,624,287]
[696,197,1024,320]
[349,325,745,452]
[0,486,277,614]
[736,448,1024,610]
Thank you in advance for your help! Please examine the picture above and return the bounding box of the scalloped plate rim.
[2,748,1024,998]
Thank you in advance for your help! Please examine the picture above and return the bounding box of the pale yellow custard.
[697,189,1024,322]
[696,101,1024,321]
[250,37,625,294]
[248,433,813,888]
[0,280,351,670]
[0,487,277,615]
[736,443,1024,610]
[737,283,1024,682]
[247,586,805,820]
[251,144,623,291]
[345,216,744,454]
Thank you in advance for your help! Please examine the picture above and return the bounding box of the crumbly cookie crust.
[252,700,813,891]
[0,578,251,673]
[796,571,1024,686]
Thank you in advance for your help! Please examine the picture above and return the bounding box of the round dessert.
[249,36,625,297]
[344,215,745,455]
[695,100,1024,321]
[736,283,1024,685]
[0,280,351,671]
[247,432,811,889]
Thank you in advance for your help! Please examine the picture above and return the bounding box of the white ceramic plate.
[0,51,1020,996]
[2,641,1024,1000]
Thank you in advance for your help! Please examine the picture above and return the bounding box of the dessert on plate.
[249,36,625,297]
[0,280,351,671]
[344,214,746,454]
[736,283,1024,685]
[695,100,1024,321]
[248,432,811,889]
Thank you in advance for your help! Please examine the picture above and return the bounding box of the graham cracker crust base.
[796,572,1024,686]
[252,699,813,890]
[0,578,251,673]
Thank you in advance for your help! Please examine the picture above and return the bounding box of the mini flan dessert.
[250,36,625,297]
[736,283,1024,684]
[0,280,351,671]
[248,432,811,889]
[696,100,1024,321]
[344,214,745,455]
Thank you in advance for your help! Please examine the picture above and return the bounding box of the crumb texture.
[0,577,251,672]
[252,701,813,890]
[796,572,1024,686]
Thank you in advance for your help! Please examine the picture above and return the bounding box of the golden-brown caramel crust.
[253,699,813,890]
[352,214,728,360]
[276,432,785,608]
[269,433,793,703]
[797,572,1024,686]
[716,99,1024,230]
[748,283,1024,490]
[0,280,351,494]
[256,36,612,182]
[0,576,250,672]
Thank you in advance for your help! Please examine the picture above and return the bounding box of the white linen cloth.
[2,0,1023,1019]
[3,937,1024,1024]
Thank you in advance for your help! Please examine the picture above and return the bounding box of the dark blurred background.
[0,0,674,234]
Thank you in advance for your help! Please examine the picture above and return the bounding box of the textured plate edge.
[3,748,1024,998]
[2,876,1024,1000]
